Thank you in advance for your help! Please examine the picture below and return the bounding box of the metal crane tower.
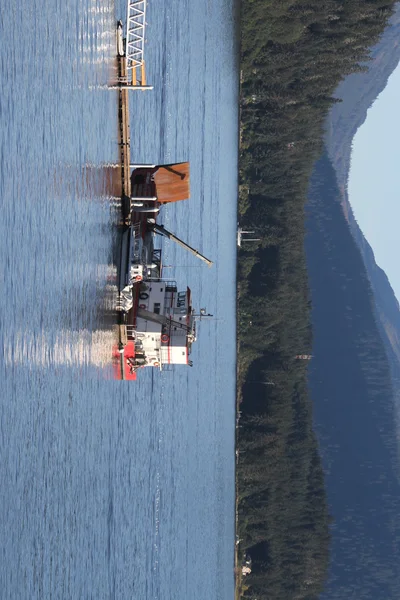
[126,0,147,84]
[111,1,152,90]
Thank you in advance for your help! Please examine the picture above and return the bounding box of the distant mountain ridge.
[325,3,400,389]
[346,196,400,370]
[326,3,400,190]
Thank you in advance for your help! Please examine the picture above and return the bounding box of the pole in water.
[97,164,157,169]
[129,164,156,169]
[108,84,154,90]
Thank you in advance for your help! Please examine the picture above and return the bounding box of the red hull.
[113,341,137,380]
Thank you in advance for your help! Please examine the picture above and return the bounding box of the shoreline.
[234,1,243,596]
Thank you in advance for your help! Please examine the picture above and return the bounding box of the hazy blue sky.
[348,61,400,301]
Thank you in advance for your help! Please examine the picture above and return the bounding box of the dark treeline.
[306,153,400,600]
[237,1,397,599]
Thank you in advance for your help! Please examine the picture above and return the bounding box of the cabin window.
[153,303,161,314]
[177,292,186,307]
[160,288,163,292]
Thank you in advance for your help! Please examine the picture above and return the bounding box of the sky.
[348,61,400,301]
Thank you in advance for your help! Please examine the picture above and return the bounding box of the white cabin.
[134,281,195,368]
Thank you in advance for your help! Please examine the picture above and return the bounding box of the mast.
[153,224,213,267]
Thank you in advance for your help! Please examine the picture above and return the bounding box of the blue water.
[0,0,238,598]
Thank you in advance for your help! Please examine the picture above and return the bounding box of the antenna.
[193,308,214,319]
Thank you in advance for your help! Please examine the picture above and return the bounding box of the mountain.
[306,151,400,600]
[324,4,400,379]
[326,3,400,192]
[304,10,400,598]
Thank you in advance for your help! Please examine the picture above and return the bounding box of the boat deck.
[117,51,132,222]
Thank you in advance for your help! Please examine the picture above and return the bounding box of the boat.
[114,162,213,380]
[114,267,212,380]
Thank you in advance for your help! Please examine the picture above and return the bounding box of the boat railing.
[131,222,141,237]
[152,248,162,265]
[143,278,177,287]
[126,325,137,339]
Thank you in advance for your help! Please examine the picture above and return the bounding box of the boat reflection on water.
[4,328,116,373]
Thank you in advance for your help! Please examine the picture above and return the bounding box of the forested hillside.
[236,1,397,599]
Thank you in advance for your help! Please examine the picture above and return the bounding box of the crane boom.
[153,224,213,267]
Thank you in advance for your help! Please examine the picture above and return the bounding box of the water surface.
[0,0,238,598]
